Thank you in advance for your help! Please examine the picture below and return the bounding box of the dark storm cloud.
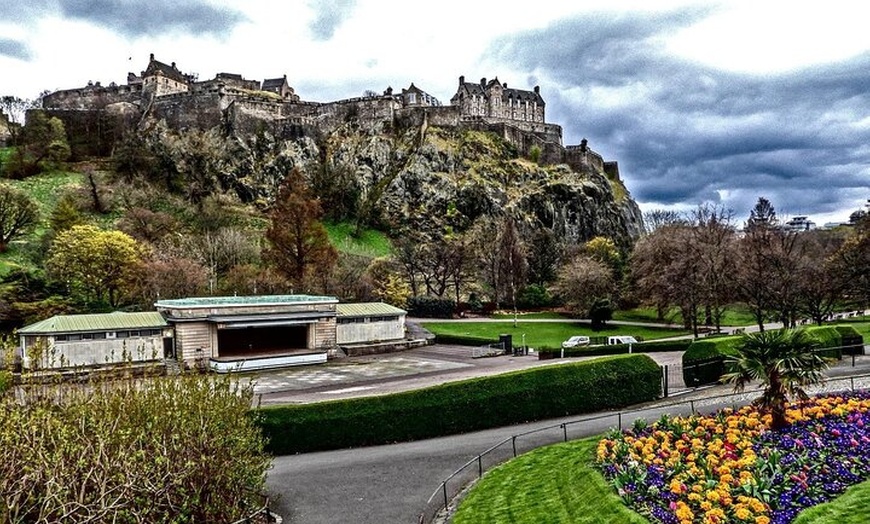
[491,9,870,219]
[308,0,357,41]
[0,38,31,60]
[3,0,246,38]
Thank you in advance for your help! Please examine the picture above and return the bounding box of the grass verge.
[452,436,650,524]
[421,321,689,348]
[793,479,870,523]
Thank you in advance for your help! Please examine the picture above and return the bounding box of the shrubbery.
[0,375,269,523]
[406,295,456,318]
[258,354,662,454]
[681,325,864,386]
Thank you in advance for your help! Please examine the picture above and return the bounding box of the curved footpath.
[264,353,870,524]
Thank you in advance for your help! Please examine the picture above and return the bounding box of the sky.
[1,0,869,225]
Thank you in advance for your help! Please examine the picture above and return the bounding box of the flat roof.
[19,312,168,335]
[155,294,338,309]
[336,302,407,318]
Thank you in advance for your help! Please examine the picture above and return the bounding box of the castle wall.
[42,108,138,159]
[43,85,143,110]
[150,92,224,131]
[564,145,607,175]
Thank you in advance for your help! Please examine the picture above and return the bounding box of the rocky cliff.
[237,121,644,249]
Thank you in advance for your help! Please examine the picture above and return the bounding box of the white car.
[561,335,591,348]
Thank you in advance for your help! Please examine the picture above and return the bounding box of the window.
[128,331,140,337]
[82,333,93,340]
[68,334,82,341]
[93,332,107,339]
[116,331,129,338]
[55,335,68,342]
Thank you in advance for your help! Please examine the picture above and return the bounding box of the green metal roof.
[155,295,338,308]
[336,302,407,318]
[19,312,168,335]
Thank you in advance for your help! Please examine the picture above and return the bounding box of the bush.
[835,325,865,355]
[682,336,742,386]
[435,333,496,346]
[258,354,662,454]
[406,296,456,318]
[0,374,269,523]
[516,284,553,309]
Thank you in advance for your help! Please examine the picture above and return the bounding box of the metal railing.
[417,370,870,524]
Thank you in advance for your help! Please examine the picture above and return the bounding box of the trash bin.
[499,334,512,355]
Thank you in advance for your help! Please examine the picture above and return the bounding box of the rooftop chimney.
[459,75,464,85]
[149,53,154,61]
[480,77,486,86]
[534,85,540,94]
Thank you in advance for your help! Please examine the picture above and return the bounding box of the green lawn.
[794,479,870,523]
[453,436,649,524]
[612,304,758,327]
[324,221,392,257]
[421,321,689,348]
[490,311,572,320]
[7,170,84,233]
[454,436,870,524]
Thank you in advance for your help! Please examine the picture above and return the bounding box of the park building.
[17,295,412,373]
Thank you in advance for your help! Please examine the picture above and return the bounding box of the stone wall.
[43,84,144,110]
[42,107,139,159]
[336,318,405,345]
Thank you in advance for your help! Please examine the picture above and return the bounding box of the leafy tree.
[721,329,828,430]
[364,257,411,307]
[265,169,337,290]
[0,183,39,252]
[49,193,85,233]
[46,225,142,307]
[746,196,778,231]
[0,96,34,144]
[589,297,614,331]
[3,110,70,178]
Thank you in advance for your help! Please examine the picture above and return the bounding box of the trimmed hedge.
[836,325,865,355]
[537,339,692,359]
[257,354,662,455]
[434,333,497,346]
[407,296,456,318]
[681,325,864,386]
[681,337,742,386]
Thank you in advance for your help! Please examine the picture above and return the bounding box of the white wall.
[336,316,405,345]
[22,336,163,369]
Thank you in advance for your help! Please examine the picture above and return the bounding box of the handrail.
[418,367,870,524]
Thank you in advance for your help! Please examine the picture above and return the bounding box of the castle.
[41,55,619,179]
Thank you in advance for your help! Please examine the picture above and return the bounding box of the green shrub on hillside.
[257,354,662,454]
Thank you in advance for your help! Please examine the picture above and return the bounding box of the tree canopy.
[0,183,39,252]
[46,225,142,307]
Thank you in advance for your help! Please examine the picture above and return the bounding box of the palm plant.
[721,329,829,430]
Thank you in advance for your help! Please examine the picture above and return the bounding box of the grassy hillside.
[324,221,392,257]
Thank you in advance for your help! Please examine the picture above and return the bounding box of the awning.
[216,319,318,329]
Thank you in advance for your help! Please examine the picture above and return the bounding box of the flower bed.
[597,392,870,524]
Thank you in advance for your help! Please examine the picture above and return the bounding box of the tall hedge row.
[681,325,864,386]
[257,354,662,455]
